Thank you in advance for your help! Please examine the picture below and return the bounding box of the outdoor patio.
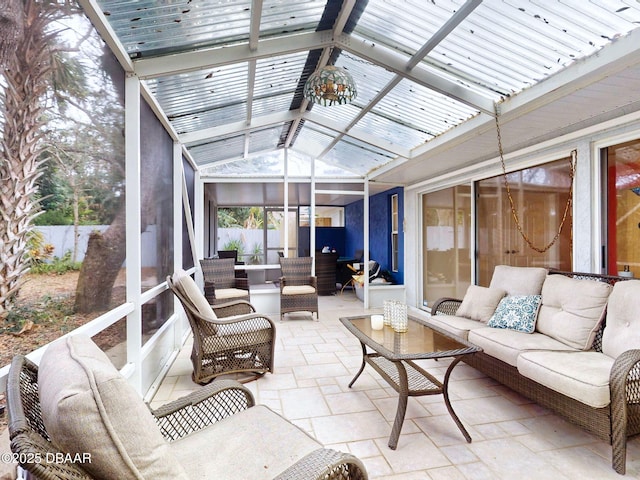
[150,292,640,479]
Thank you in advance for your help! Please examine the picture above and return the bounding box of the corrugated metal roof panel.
[97,0,253,57]
[145,62,249,132]
[189,134,246,166]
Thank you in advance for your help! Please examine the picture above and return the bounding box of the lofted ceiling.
[79,0,640,193]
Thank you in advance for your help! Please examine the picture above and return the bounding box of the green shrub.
[29,250,82,275]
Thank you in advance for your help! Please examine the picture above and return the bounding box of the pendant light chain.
[494,104,576,254]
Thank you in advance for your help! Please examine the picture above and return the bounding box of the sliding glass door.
[603,140,640,277]
[476,157,573,286]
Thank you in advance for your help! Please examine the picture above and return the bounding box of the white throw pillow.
[455,285,506,323]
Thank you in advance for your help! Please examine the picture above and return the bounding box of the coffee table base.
[348,345,472,449]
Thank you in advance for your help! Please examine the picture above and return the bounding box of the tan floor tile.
[149,295,636,479]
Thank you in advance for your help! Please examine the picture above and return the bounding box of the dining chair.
[278,256,319,321]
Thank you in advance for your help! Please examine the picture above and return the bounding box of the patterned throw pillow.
[488,295,542,333]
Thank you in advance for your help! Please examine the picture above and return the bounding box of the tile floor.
[150,292,640,479]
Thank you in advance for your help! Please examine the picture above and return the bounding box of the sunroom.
[2,0,640,478]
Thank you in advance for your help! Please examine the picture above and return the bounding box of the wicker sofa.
[429,266,640,475]
[7,335,368,480]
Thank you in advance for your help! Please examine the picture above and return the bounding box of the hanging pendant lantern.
[303,65,357,106]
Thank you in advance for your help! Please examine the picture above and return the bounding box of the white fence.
[36,225,157,267]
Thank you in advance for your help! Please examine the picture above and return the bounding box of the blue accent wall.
[298,226,346,256]
[345,187,404,284]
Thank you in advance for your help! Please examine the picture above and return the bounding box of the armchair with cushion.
[7,335,368,480]
[200,257,250,305]
[168,271,275,384]
[279,256,319,321]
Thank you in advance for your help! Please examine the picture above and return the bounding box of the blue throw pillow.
[488,295,542,333]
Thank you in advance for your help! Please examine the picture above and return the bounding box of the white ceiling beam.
[337,34,495,115]
[77,0,134,73]
[333,0,357,37]
[407,0,482,70]
[134,30,333,79]
[249,0,263,51]
[246,60,257,125]
[180,110,298,144]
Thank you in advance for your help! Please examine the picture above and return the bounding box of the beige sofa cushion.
[536,274,611,350]
[489,265,548,296]
[171,405,321,479]
[468,327,577,367]
[517,351,614,408]
[428,314,487,340]
[38,335,188,479]
[602,280,640,359]
[455,285,506,323]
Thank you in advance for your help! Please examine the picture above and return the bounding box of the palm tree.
[0,0,80,316]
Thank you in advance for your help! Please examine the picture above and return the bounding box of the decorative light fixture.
[303,65,357,106]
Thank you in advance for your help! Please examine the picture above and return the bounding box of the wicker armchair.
[168,272,275,384]
[199,257,250,305]
[279,256,319,321]
[7,354,368,480]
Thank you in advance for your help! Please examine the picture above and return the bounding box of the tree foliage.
[0,0,124,315]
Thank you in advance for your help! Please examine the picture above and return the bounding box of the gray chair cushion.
[38,335,188,479]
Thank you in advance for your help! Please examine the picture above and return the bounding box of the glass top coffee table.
[340,315,481,449]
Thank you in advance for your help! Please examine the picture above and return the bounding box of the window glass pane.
[422,186,471,307]
[605,140,640,277]
[476,158,573,286]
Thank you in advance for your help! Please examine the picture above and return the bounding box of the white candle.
[371,314,384,330]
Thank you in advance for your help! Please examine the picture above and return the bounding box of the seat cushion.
[536,274,611,350]
[602,279,640,359]
[428,314,486,340]
[215,287,249,300]
[517,351,614,408]
[469,327,577,367]
[38,335,188,479]
[170,405,321,480]
[489,265,548,296]
[282,285,316,295]
[455,285,506,323]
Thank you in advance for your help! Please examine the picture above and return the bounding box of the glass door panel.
[476,158,573,285]
[422,185,471,307]
[604,140,640,277]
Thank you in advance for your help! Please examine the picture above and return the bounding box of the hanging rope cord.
[493,104,576,254]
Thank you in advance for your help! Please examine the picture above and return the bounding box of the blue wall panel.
[345,187,404,284]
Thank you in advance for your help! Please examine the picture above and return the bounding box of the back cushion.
[489,265,548,296]
[456,285,506,323]
[174,270,218,320]
[536,274,611,350]
[38,335,189,479]
[602,280,640,359]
